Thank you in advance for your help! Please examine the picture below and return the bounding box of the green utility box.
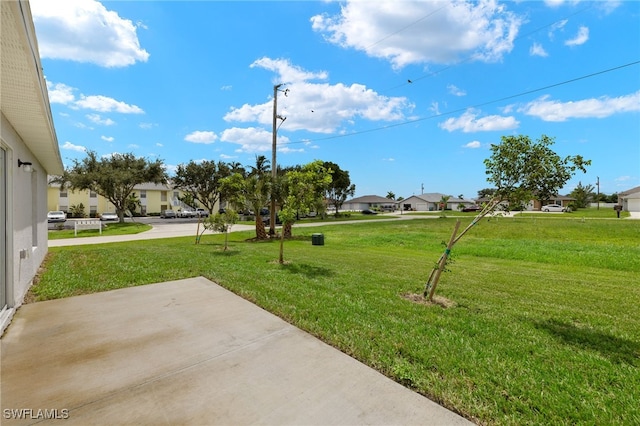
[312,233,324,246]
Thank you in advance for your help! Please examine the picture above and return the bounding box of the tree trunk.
[279,228,285,264]
[283,222,292,238]
[255,216,268,240]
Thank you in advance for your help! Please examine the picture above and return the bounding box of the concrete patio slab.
[1,277,472,425]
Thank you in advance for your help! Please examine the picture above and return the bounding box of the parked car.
[47,211,67,223]
[541,204,566,212]
[100,212,118,221]
[462,205,482,212]
[195,208,209,218]
[178,209,195,218]
[160,210,177,219]
[362,209,378,215]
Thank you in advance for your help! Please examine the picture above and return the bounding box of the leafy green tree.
[477,188,496,199]
[569,181,595,208]
[201,209,239,250]
[277,161,332,264]
[53,151,167,223]
[220,172,271,240]
[323,161,355,216]
[425,134,590,302]
[484,135,590,207]
[172,160,232,214]
[387,191,396,200]
[126,193,141,216]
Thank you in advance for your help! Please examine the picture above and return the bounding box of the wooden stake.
[425,219,461,301]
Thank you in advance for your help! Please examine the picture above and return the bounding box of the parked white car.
[47,211,66,222]
[178,209,195,218]
[541,204,566,212]
[195,208,209,218]
[100,212,118,221]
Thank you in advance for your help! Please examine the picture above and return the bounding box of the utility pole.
[269,84,287,236]
[596,176,600,210]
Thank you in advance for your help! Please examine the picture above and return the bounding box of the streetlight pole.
[269,84,287,236]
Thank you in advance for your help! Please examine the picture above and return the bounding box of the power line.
[363,3,450,51]
[281,60,640,147]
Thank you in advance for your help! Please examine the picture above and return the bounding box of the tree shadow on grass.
[281,262,334,279]
[534,318,640,366]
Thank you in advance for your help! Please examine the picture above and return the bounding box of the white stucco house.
[1,0,63,334]
[342,195,398,212]
[400,193,473,211]
[619,186,640,212]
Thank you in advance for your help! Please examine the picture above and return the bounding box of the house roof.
[619,185,640,197]
[404,193,468,203]
[1,1,63,175]
[344,195,397,204]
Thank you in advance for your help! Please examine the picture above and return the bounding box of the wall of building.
[1,113,49,333]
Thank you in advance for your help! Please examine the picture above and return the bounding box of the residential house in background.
[533,195,575,210]
[342,195,398,212]
[618,186,640,212]
[47,181,212,217]
[1,0,64,333]
[400,193,473,211]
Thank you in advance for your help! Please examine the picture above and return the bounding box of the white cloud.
[464,141,482,148]
[101,136,114,142]
[615,176,631,182]
[219,154,237,159]
[220,85,232,91]
[128,144,140,149]
[382,158,395,162]
[529,42,548,57]
[225,58,412,134]
[74,95,144,114]
[220,127,290,153]
[86,114,115,126]
[311,0,522,69]
[251,57,328,84]
[447,84,466,97]
[184,131,218,144]
[156,143,164,147]
[30,0,149,67]
[62,141,86,152]
[521,91,640,122]
[46,81,75,104]
[279,146,305,154]
[139,122,156,129]
[46,80,143,114]
[565,26,589,46]
[439,109,519,132]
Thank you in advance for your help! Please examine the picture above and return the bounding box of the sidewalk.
[1,277,472,425]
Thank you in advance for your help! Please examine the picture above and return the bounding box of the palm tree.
[248,155,270,177]
[439,195,451,211]
[387,191,396,200]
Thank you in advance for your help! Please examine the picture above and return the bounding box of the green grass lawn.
[48,221,152,240]
[33,217,640,425]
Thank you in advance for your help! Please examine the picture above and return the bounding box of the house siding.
[1,113,50,334]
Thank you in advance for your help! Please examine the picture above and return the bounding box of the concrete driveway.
[1,277,471,425]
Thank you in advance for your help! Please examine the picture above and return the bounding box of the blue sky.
[31,0,639,200]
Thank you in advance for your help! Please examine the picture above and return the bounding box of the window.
[161,191,167,202]
[90,191,97,198]
[140,190,146,199]
[59,188,67,198]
